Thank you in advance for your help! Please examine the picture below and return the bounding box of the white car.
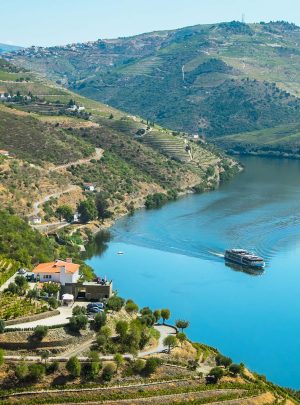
[18,268,27,275]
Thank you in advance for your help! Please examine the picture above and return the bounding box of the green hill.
[8,20,300,154]
[0,58,236,218]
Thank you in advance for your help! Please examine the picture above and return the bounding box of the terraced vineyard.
[142,131,191,163]
[0,256,19,286]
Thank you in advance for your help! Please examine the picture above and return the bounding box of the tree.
[82,351,102,380]
[28,363,45,382]
[15,362,29,381]
[0,319,5,334]
[163,335,177,353]
[102,362,116,381]
[229,363,242,376]
[143,357,161,376]
[48,297,59,309]
[33,325,48,341]
[93,311,107,331]
[115,320,128,342]
[56,205,73,222]
[6,282,19,295]
[125,299,139,314]
[114,353,124,371]
[69,314,88,332]
[153,310,161,323]
[77,199,97,223]
[95,193,110,221]
[161,309,170,324]
[66,356,81,378]
[175,320,190,333]
[106,296,125,312]
[208,367,224,383]
[177,332,186,347]
[15,275,28,293]
[42,282,60,296]
[27,288,38,302]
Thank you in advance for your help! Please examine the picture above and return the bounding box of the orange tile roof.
[32,260,80,274]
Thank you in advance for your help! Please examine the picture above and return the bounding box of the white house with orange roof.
[32,259,80,286]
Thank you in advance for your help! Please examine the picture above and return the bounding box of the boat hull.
[224,250,265,269]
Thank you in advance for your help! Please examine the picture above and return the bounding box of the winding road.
[29,148,103,229]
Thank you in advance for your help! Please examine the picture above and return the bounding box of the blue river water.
[86,156,300,388]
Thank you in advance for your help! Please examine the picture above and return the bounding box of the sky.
[1,0,300,47]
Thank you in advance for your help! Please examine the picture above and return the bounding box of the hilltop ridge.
[8,20,300,157]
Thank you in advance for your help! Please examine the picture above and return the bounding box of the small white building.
[83,183,95,192]
[28,216,42,225]
[32,259,80,286]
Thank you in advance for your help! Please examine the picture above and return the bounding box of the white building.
[32,259,80,286]
[28,216,42,225]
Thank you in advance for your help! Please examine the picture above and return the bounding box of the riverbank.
[85,156,300,389]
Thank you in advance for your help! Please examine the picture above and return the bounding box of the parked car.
[18,268,27,275]
[87,307,104,314]
[87,302,104,310]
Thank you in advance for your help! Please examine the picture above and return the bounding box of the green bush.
[66,356,81,378]
[32,325,48,341]
[143,357,162,376]
[69,314,88,332]
[102,362,116,381]
[28,363,45,382]
[15,362,29,381]
[106,296,125,312]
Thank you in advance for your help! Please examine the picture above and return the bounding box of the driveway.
[139,324,176,357]
[5,302,88,329]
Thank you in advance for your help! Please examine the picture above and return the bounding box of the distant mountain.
[0,43,22,54]
[8,21,300,156]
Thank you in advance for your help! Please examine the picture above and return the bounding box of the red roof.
[32,260,80,274]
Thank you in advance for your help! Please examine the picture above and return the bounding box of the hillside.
[0,58,237,221]
[7,20,300,154]
[0,43,22,54]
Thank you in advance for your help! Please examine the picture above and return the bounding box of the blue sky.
[1,0,300,47]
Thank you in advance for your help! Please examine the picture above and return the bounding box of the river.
[86,156,300,388]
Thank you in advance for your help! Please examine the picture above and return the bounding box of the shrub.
[153,310,161,323]
[115,320,128,341]
[32,325,48,341]
[215,354,232,368]
[102,362,116,381]
[106,296,125,311]
[143,357,161,376]
[208,367,224,383]
[72,305,87,316]
[69,314,88,332]
[229,363,242,375]
[48,297,59,309]
[28,363,45,382]
[132,359,145,374]
[15,362,28,381]
[42,282,60,296]
[125,299,139,313]
[46,361,59,374]
[93,311,107,331]
[66,356,81,378]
